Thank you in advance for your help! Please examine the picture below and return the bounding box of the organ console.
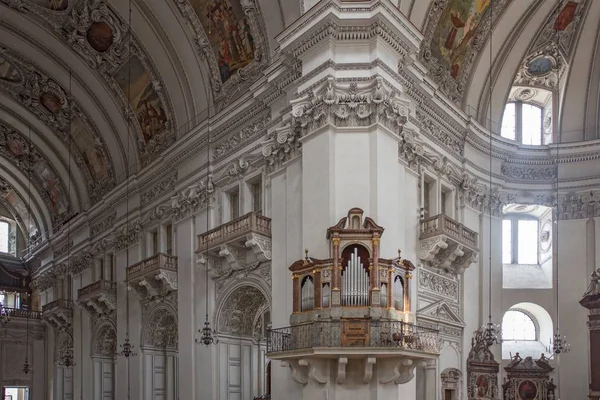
[289,208,415,325]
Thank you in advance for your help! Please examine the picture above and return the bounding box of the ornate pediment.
[417,300,465,327]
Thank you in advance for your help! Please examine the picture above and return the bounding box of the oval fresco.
[27,0,68,11]
[40,91,63,114]
[527,57,553,76]
[518,380,538,400]
[0,56,23,83]
[87,22,114,53]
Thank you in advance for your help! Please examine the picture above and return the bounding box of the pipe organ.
[341,247,370,306]
[289,208,415,324]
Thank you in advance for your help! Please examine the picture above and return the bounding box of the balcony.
[1,307,42,320]
[197,212,272,267]
[77,279,117,317]
[268,320,440,355]
[419,214,479,274]
[42,299,73,330]
[267,320,440,385]
[126,253,177,302]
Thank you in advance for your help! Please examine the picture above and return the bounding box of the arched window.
[501,102,549,145]
[502,310,537,341]
[0,221,9,253]
[301,276,314,311]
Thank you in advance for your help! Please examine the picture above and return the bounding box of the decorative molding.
[170,178,215,223]
[2,0,177,166]
[142,303,178,350]
[114,220,142,251]
[418,269,458,300]
[213,114,271,160]
[141,172,178,206]
[92,321,117,357]
[501,162,556,182]
[89,211,116,236]
[261,122,302,172]
[217,285,267,336]
[291,76,410,137]
[0,45,116,203]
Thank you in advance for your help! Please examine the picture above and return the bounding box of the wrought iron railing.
[126,253,178,280]
[42,299,73,313]
[77,279,117,298]
[267,320,440,354]
[198,212,271,249]
[1,307,42,319]
[420,214,478,248]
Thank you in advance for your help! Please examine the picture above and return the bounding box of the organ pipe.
[341,247,370,306]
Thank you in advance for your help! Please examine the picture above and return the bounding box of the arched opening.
[217,285,270,399]
[141,307,178,399]
[393,275,404,311]
[300,275,314,311]
[500,87,553,145]
[92,323,116,399]
[501,302,553,359]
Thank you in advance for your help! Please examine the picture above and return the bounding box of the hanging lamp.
[482,0,501,348]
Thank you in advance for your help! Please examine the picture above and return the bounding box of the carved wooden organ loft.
[289,208,414,323]
[267,209,440,358]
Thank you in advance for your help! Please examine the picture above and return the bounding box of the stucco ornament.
[170,178,215,222]
[1,0,176,167]
[218,285,266,336]
[93,323,117,357]
[143,308,178,349]
[261,122,301,171]
[291,77,410,136]
[0,46,115,203]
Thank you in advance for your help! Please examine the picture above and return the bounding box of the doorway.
[3,387,30,400]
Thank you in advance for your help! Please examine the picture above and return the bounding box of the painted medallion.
[527,57,553,76]
[86,22,114,53]
[518,380,538,399]
[40,92,62,114]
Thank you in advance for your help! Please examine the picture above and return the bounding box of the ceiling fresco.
[420,0,512,105]
[0,121,71,225]
[0,47,115,204]
[174,0,269,108]
[1,0,176,166]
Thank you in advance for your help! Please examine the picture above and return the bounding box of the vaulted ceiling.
[0,0,598,241]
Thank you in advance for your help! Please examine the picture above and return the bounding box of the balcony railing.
[77,279,116,298]
[126,253,177,280]
[267,320,440,354]
[42,299,73,313]
[1,307,42,319]
[198,212,271,250]
[420,214,478,248]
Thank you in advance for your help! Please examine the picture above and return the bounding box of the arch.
[92,321,117,358]
[216,284,268,337]
[141,304,178,350]
[501,302,553,360]
[215,275,272,319]
[55,329,73,363]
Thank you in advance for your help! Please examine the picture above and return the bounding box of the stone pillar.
[176,215,196,400]
[424,360,437,400]
[404,271,412,313]
[332,236,341,306]
[292,274,300,313]
[580,269,600,400]
[314,269,322,309]
[371,236,381,306]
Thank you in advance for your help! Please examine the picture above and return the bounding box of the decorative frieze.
[501,163,556,182]
[262,123,302,172]
[418,269,458,300]
[141,172,178,206]
[114,220,142,252]
[170,179,215,223]
[213,115,271,160]
[90,211,116,237]
[291,77,410,137]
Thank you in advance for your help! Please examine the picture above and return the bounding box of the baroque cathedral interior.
[1,0,600,399]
